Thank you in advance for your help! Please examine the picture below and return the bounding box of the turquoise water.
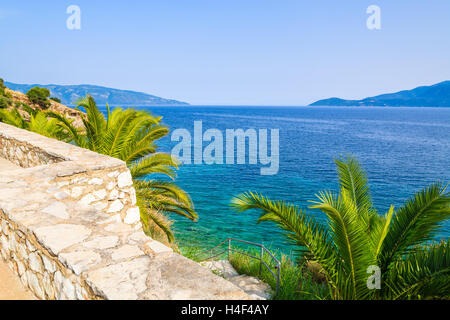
[109,106,450,252]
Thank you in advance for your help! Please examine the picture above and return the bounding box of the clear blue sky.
[1,0,449,105]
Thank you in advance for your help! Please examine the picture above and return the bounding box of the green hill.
[310,81,450,107]
[5,82,189,106]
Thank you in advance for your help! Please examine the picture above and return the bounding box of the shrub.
[0,95,11,109]
[50,97,61,103]
[26,87,51,109]
[0,78,11,99]
[179,246,205,262]
[229,249,329,300]
[232,156,450,300]
[179,244,330,300]
[0,78,12,108]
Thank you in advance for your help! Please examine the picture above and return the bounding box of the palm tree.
[49,95,197,243]
[232,155,450,300]
[0,104,70,141]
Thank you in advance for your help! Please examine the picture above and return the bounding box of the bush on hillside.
[50,97,61,103]
[26,87,51,109]
[0,95,11,109]
[0,78,11,98]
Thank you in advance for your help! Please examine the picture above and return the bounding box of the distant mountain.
[4,82,189,106]
[310,81,450,107]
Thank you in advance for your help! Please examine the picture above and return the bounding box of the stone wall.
[0,135,65,168]
[0,122,249,300]
[0,212,95,299]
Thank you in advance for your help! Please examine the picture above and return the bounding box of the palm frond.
[46,111,87,147]
[310,190,375,299]
[135,180,197,222]
[384,240,450,299]
[371,205,395,258]
[0,108,26,128]
[129,153,179,179]
[75,95,106,152]
[379,182,450,272]
[232,192,340,289]
[47,95,197,245]
[137,196,175,243]
[122,125,170,163]
[335,155,377,227]
[103,108,139,157]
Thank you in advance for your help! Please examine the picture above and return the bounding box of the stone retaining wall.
[0,135,65,167]
[0,122,249,300]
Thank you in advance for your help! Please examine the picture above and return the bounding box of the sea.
[105,105,450,254]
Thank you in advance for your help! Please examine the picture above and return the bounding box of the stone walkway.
[0,157,20,172]
[0,260,35,300]
[201,260,272,300]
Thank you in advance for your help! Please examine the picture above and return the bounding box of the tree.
[232,155,450,299]
[0,96,11,109]
[0,104,71,141]
[0,78,13,108]
[26,87,51,109]
[49,95,197,243]
[50,97,61,103]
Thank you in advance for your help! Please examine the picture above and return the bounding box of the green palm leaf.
[384,240,450,299]
[129,153,179,179]
[379,182,450,272]
[232,155,449,300]
[310,190,375,299]
[232,192,340,292]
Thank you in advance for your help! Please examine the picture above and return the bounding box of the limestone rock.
[83,236,119,250]
[145,241,173,254]
[107,199,123,213]
[59,250,102,275]
[93,189,107,200]
[34,224,91,255]
[71,186,85,199]
[86,256,151,300]
[111,245,144,261]
[88,178,103,185]
[42,202,69,219]
[78,194,96,206]
[29,252,44,273]
[41,254,57,274]
[117,171,133,188]
[124,207,140,224]
[201,260,272,300]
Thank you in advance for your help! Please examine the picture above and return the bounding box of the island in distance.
[310,81,450,107]
[5,82,189,106]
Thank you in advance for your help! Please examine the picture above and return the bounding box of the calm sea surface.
[107,106,450,252]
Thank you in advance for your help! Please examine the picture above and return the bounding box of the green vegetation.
[0,80,196,245]
[179,245,204,262]
[0,103,71,140]
[0,96,11,109]
[229,249,329,300]
[232,155,450,300]
[180,244,329,300]
[0,78,13,108]
[1,77,447,300]
[26,87,51,109]
[48,95,197,244]
[50,97,61,103]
